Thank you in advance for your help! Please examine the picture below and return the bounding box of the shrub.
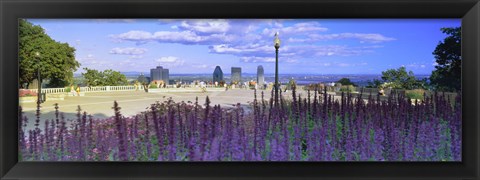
[149,84,158,89]
[19,89,37,97]
[406,89,425,100]
[339,85,355,92]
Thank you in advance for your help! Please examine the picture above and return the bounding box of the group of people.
[69,85,81,96]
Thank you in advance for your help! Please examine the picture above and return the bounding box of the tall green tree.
[430,27,461,92]
[103,69,128,86]
[82,68,128,86]
[82,68,104,86]
[380,66,421,90]
[19,19,80,88]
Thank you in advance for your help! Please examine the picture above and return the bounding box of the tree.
[337,78,356,86]
[82,68,103,86]
[380,66,421,90]
[366,79,383,88]
[19,19,80,88]
[103,69,128,86]
[82,68,128,86]
[430,27,461,92]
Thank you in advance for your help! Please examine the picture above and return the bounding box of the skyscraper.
[257,65,264,88]
[162,69,169,85]
[231,67,242,84]
[213,66,223,82]
[150,66,169,84]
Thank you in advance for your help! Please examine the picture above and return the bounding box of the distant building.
[213,66,224,82]
[257,65,264,87]
[231,67,242,84]
[162,69,169,85]
[150,66,169,85]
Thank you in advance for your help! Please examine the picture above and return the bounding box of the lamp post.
[35,52,42,105]
[274,32,281,106]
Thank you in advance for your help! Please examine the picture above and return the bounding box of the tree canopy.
[380,67,420,89]
[19,19,80,88]
[429,27,461,92]
[82,68,128,86]
[367,67,423,90]
[337,78,356,86]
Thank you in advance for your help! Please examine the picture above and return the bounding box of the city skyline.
[27,19,460,75]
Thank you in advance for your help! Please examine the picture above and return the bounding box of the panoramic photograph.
[18,19,461,161]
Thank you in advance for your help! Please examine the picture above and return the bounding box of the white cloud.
[129,55,144,59]
[289,33,396,43]
[179,20,230,34]
[109,47,147,55]
[240,56,276,63]
[111,30,152,41]
[262,22,328,36]
[406,62,428,68]
[192,64,209,69]
[76,54,112,68]
[209,44,272,56]
[209,43,381,61]
[155,56,185,67]
[111,30,235,45]
[109,20,394,66]
[338,63,351,67]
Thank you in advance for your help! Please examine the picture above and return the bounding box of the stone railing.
[80,86,107,92]
[22,84,226,94]
[28,88,65,94]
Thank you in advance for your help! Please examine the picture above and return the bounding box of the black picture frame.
[1,0,479,179]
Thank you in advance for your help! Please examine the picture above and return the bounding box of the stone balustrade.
[22,84,224,94]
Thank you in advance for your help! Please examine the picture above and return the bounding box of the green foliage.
[19,19,80,88]
[82,68,128,86]
[366,79,383,88]
[430,27,461,92]
[380,66,422,90]
[367,67,424,90]
[104,69,128,86]
[337,78,356,86]
[286,78,296,90]
[149,84,158,89]
[339,85,355,92]
[405,89,425,100]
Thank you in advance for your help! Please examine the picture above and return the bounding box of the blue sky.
[27,19,461,75]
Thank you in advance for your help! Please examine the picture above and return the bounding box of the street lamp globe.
[35,52,40,57]
[274,32,281,49]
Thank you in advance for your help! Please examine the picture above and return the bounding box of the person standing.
[70,84,76,96]
[76,85,81,96]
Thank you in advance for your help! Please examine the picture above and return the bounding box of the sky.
[27,19,461,75]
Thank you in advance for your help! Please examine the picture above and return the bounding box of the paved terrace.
[20,88,334,130]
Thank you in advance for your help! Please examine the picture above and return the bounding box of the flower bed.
[19,88,461,161]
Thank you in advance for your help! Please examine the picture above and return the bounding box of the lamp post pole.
[35,52,42,106]
[274,32,281,107]
[275,45,279,106]
[34,52,42,132]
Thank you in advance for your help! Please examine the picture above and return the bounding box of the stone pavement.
[19,88,346,131]
[20,89,317,130]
